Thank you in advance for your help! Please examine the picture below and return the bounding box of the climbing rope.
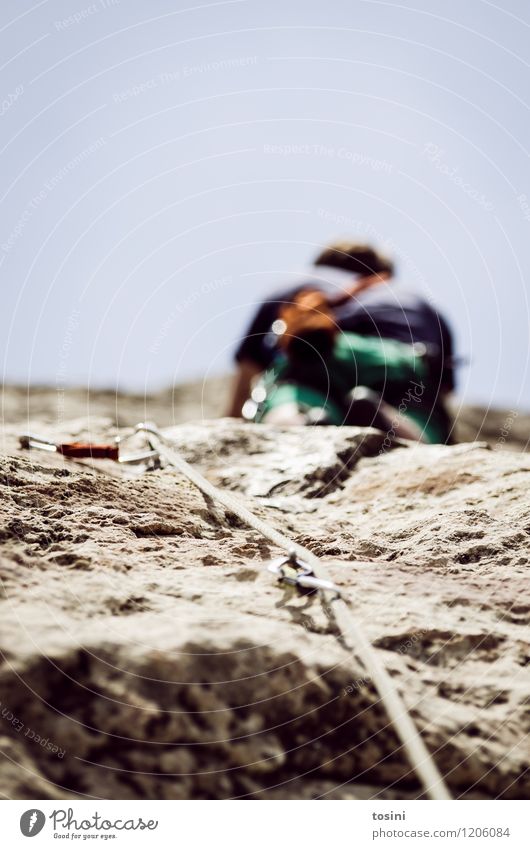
[136,422,452,801]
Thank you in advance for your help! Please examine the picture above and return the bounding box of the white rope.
[138,423,451,801]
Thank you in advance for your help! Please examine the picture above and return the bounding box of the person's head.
[313,241,394,278]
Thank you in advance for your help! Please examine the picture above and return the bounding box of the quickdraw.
[268,551,342,598]
[19,432,160,467]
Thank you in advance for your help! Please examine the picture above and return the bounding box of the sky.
[1,0,529,409]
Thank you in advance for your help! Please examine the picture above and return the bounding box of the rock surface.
[3,377,529,450]
[0,396,529,800]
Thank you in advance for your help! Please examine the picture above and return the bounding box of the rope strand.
[137,423,451,801]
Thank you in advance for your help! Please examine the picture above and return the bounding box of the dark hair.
[314,241,394,276]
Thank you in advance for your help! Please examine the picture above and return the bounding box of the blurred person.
[249,288,442,442]
[227,241,456,442]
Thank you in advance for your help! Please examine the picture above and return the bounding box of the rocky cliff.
[0,387,528,799]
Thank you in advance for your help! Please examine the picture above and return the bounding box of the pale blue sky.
[1,0,529,408]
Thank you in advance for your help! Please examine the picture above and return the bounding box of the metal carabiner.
[267,550,342,598]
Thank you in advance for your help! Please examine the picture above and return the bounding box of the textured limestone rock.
[2,377,528,450]
[0,415,528,800]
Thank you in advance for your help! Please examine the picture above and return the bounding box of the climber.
[247,289,448,442]
[227,241,456,442]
